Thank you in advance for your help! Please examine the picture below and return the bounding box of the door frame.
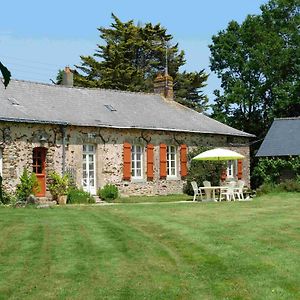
[33,147,47,197]
[82,144,96,195]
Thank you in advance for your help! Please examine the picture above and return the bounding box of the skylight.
[7,98,20,106]
[104,104,117,112]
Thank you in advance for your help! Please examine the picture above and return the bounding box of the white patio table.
[199,186,227,202]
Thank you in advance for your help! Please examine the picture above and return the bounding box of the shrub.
[0,190,17,205]
[252,157,300,188]
[277,180,300,192]
[256,180,300,196]
[16,169,40,202]
[0,175,3,203]
[256,182,277,196]
[98,184,118,202]
[67,187,95,204]
[48,172,69,200]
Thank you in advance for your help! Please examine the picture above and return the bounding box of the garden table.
[199,186,227,202]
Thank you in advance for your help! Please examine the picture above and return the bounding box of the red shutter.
[147,144,154,181]
[180,144,188,178]
[160,144,167,179]
[237,159,243,180]
[123,142,131,181]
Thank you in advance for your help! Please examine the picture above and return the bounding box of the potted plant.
[48,172,69,205]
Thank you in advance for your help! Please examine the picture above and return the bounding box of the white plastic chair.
[191,181,203,201]
[203,181,212,200]
[203,181,211,187]
[234,180,245,200]
[220,181,236,201]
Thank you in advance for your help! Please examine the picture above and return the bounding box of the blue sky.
[0,0,267,101]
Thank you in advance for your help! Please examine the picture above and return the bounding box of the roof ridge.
[7,78,160,97]
[275,117,300,120]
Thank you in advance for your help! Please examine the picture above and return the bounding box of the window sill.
[131,178,146,183]
[166,176,180,181]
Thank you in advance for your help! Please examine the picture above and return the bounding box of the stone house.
[0,70,253,197]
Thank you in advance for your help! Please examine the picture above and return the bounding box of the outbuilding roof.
[256,118,300,157]
[0,79,253,137]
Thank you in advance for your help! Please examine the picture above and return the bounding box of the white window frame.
[0,149,2,177]
[227,160,237,178]
[167,145,177,178]
[131,145,143,179]
[82,144,96,195]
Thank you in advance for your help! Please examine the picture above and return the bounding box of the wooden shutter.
[237,159,243,180]
[147,144,154,181]
[123,142,131,181]
[160,144,167,179]
[180,144,188,178]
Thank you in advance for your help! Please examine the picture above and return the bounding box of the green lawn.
[115,194,192,203]
[0,193,299,299]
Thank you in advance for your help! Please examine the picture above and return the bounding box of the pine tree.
[74,14,209,111]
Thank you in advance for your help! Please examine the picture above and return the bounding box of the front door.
[82,145,96,195]
[33,147,47,197]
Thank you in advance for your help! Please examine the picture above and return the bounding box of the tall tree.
[209,0,300,137]
[74,14,209,111]
[0,61,11,88]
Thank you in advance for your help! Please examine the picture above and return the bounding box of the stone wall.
[0,122,251,196]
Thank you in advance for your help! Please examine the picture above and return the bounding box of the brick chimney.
[62,66,73,87]
[153,73,174,100]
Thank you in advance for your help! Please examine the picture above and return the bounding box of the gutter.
[0,117,254,138]
[0,116,68,126]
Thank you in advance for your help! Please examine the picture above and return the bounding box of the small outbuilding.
[256,117,300,157]
[256,117,300,182]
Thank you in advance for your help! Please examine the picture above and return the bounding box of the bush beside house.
[98,184,119,202]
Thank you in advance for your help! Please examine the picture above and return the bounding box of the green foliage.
[0,175,3,203]
[256,182,278,196]
[256,180,300,196]
[0,61,11,88]
[183,147,225,195]
[252,157,300,187]
[73,14,209,112]
[278,180,300,192]
[0,175,17,205]
[67,187,95,204]
[98,184,118,202]
[209,0,300,137]
[16,169,40,202]
[0,190,16,205]
[48,172,69,199]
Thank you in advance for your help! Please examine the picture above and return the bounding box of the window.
[131,145,143,179]
[167,145,177,177]
[0,149,2,177]
[227,160,237,178]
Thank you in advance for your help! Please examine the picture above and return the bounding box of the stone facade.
[0,122,250,197]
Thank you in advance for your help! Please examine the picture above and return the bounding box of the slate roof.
[256,118,300,157]
[0,79,253,137]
